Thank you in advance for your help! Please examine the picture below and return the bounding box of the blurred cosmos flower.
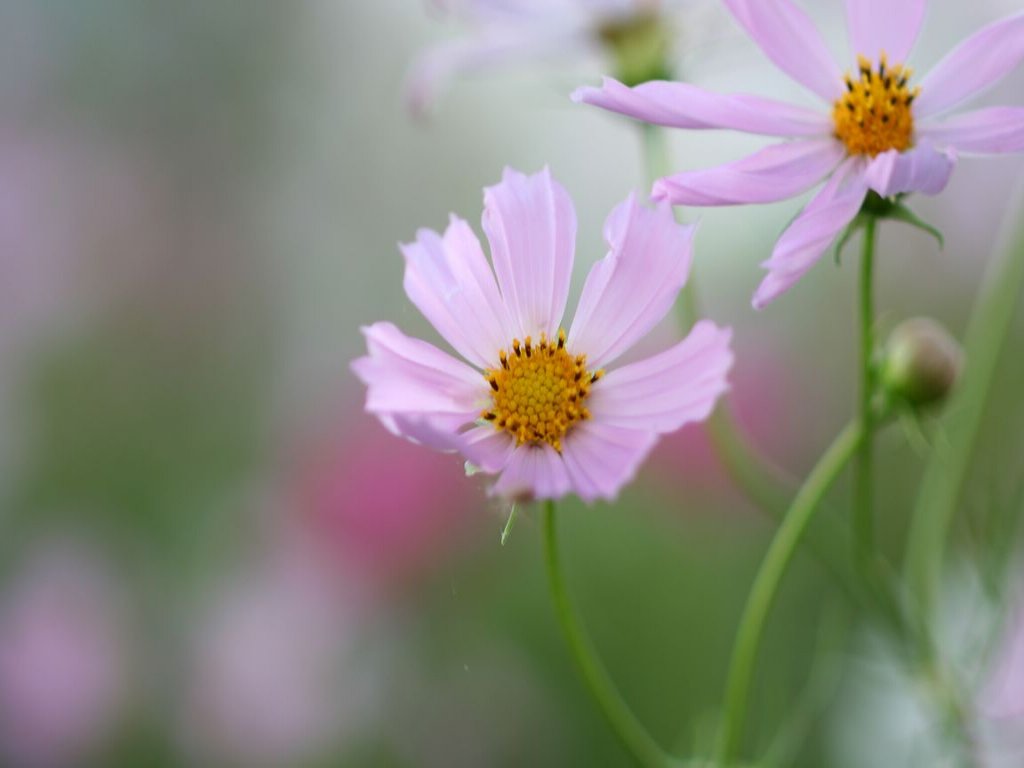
[293,408,480,591]
[406,0,690,115]
[181,538,371,768]
[830,571,1024,768]
[977,594,1024,766]
[0,542,127,768]
[352,167,732,503]
[575,1,1024,307]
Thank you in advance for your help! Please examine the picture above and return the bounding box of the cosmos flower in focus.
[407,0,691,115]
[352,167,733,503]
[574,0,1024,307]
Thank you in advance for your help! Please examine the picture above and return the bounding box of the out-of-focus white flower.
[0,541,128,768]
[407,0,696,115]
[829,567,1024,768]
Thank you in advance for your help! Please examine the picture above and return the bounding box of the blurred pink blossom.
[0,541,128,768]
[180,538,374,767]
[980,604,1024,722]
[293,407,482,591]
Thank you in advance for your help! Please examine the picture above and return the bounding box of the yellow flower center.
[832,54,920,157]
[482,329,602,453]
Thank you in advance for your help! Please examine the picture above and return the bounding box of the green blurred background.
[0,1,1022,766]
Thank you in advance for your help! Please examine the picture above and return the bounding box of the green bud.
[881,318,963,409]
[597,12,673,87]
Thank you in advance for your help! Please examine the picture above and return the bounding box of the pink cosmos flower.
[574,0,1024,308]
[351,167,733,503]
[407,0,686,115]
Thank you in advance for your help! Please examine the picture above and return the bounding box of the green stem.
[716,422,864,766]
[542,502,681,768]
[853,217,877,569]
[637,123,874,610]
[640,123,699,330]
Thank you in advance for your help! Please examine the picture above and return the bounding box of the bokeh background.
[1,1,1023,766]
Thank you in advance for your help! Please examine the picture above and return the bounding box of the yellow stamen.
[481,329,601,453]
[833,53,919,157]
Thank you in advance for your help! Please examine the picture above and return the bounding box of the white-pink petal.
[653,139,845,206]
[569,195,694,368]
[914,12,1024,119]
[918,107,1024,155]
[845,0,926,65]
[863,142,957,197]
[753,158,869,309]
[723,0,844,102]
[351,322,486,440]
[402,216,513,369]
[491,444,572,501]
[482,167,577,340]
[571,78,832,137]
[560,422,658,503]
[589,321,733,433]
[377,413,465,452]
[460,425,516,473]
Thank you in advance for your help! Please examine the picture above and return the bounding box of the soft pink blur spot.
[181,538,374,767]
[293,408,484,591]
[648,336,796,500]
[980,603,1024,721]
[0,542,126,768]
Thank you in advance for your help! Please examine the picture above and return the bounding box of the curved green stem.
[637,124,874,610]
[716,422,864,766]
[853,217,878,569]
[543,502,681,768]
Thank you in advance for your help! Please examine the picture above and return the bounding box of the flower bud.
[598,12,673,87]
[881,318,963,409]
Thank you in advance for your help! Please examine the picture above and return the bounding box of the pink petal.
[863,142,957,197]
[914,12,1024,119]
[482,167,576,340]
[589,321,733,433]
[491,444,572,501]
[402,216,514,370]
[460,425,516,473]
[351,322,486,446]
[572,78,832,137]
[568,195,694,368]
[723,0,844,102]
[918,107,1024,155]
[560,422,658,503]
[753,158,869,309]
[845,0,926,64]
[377,414,465,452]
[652,139,845,206]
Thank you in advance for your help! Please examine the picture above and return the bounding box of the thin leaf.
[884,203,945,250]
[905,180,1024,623]
[833,215,864,265]
[500,503,518,546]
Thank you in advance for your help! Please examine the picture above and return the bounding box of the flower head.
[352,168,732,503]
[574,1,1024,307]
[406,0,685,115]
